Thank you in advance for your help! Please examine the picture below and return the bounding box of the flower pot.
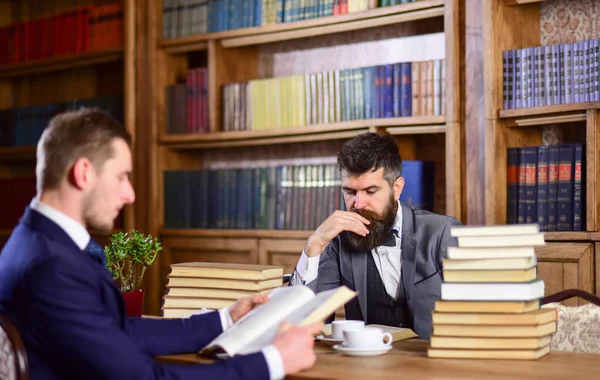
[121,290,144,317]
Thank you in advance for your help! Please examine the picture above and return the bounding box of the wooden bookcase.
[0,0,137,248]
[142,0,464,315]
[483,0,599,303]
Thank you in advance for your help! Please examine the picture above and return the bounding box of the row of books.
[165,68,209,134]
[502,39,600,109]
[162,0,420,38]
[220,60,444,132]
[162,262,283,318]
[506,143,584,232]
[0,95,124,148]
[163,161,433,230]
[428,224,554,360]
[0,2,124,67]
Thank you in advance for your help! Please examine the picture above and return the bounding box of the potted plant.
[104,230,162,317]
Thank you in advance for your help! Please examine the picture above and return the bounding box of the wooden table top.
[158,339,600,379]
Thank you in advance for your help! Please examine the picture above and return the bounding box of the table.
[157,339,600,379]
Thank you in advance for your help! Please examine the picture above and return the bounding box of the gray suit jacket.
[291,203,462,339]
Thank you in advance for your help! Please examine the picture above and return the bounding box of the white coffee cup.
[330,320,365,339]
[343,327,393,349]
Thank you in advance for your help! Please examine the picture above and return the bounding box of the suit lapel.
[400,204,417,311]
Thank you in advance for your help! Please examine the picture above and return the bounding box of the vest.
[365,251,412,329]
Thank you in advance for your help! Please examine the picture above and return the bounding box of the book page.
[282,286,356,327]
[201,286,315,357]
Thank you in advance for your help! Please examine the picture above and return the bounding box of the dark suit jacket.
[0,207,269,380]
[291,203,461,339]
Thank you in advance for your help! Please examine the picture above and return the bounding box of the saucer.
[315,335,344,344]
[332,344,393,357]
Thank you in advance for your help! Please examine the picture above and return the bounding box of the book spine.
[401,62,412,116]
[557,144,575,231]
[517,147,527,224]
[515,49,522,108]
[573,42,581,103]
[507,147,519,224]
[503,50,509,110]
[547,144,559,231]
[537,145,549,231]
[524,146,538,224]
[573,143,584,231]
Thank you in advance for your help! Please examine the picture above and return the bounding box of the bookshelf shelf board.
[159,0,444,52]
[160,228,313,239]
[0,230,12,237]
[499,102,600,120]
[0,146,36,160]
[160,116,445,149]
[0,48,124,79]
[543,232,593,241]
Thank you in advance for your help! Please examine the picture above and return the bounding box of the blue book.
[399,161,434,211]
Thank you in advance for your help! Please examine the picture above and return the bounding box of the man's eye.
[344,190,356,196]
[366,190,377,195]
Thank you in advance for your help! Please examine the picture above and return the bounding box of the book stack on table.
[428,224,556,360]
[162,262,284,318]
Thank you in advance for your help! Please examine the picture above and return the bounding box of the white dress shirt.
[294,201,403,299]
[30,198,285,379]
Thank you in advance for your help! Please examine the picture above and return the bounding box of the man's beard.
[346,196,398,252]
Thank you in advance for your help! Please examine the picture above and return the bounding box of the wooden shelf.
[160,0,444,52]
[0,146,36,160]
[544,232,594,241]
[499,102,600,127]
[0,48,124,79]
[0,229,12,237]
[160,116,445,149]
[161,228,312,239]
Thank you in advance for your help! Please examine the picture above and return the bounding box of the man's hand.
[272,321,323,375]
[304,210,370,257]
[228,294,269,323]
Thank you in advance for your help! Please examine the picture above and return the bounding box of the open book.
[200,285,356,358]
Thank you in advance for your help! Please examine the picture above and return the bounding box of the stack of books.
[162,262,284,318]
[427,224,557,360]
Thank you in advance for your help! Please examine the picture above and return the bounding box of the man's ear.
[393,176,405,200]
[71,157,94,191]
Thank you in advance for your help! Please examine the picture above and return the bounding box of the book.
[162,308,199,318]
[441,279,544,301]
[166,276,282,291]
[432,308,556,325]
[442,256,537,271]
[434,300,540,313]
[169,262,284,281]
[320,323,418,343]
[450,224,539,237]
[432,321,556,337]
[456,233,545,248]
[446,246,535,260]
[165,287,274,299]
[442,267,537,283]
[162,297,235,310]
[427,345,550,360]
[200,285,357,358]
[430,335,552,350]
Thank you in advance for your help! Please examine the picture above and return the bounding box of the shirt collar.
[30,198,90,250]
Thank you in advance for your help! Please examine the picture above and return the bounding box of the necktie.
[381,229,399,247]
[84,238,107,266]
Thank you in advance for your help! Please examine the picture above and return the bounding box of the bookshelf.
[142,0,464,315]
[0,0,136,243]
[483,0,600,299]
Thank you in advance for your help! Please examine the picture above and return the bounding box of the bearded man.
[289,132,462,339]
